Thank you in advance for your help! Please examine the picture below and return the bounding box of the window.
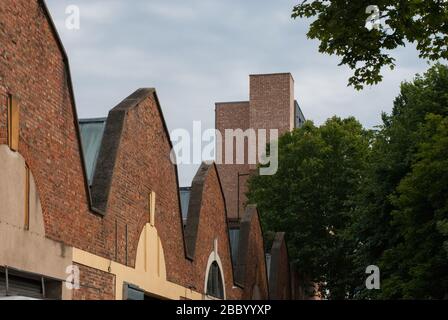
[78,118,107,184]
[179,187,191,224]
[7,95,19,151]
[0,267,62,300]
[206,261,224,299]
[123,283,144,300]
[123,283,165,301]
[229,228,240,267]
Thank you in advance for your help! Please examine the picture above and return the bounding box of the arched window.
[206,261,224,299]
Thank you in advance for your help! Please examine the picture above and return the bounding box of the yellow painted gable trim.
[73,223,203,300]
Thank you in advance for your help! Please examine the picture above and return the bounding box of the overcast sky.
[46,0,431,186]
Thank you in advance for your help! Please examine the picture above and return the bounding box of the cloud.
[45,0,433,186]
[143,2,196,20]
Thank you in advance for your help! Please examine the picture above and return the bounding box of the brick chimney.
[249,73,295,135]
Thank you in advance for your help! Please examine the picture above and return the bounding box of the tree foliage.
[248,64,448,299]
[292,1,448,89]
[352,64,448,299]
[384,115,448,298]
[247,117,371,299]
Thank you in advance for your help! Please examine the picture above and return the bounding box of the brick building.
[215,73,308,299]
[0,0,299,300]
[216,73,305,221]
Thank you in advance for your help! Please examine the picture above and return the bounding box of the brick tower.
[216,73,305,222]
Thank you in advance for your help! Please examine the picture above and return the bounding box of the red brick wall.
[185,164,272,300]
[215,102,250,220]
[0,0,188,295]
[269,233,292,300]
[187,164,242,299]
[216,74,295,221]
[0,0,272,300]
[275,238,292,299]
[239,207,269,300]
[103,94,187,284]
[73,263,115,300]
[249,73,295,136]
[0,0,97,250]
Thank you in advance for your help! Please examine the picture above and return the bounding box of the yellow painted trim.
[73,223,203,300]
[204,239,226,300]
[149,191,156,226]
[24,163,30,230]
[8,95,19,151]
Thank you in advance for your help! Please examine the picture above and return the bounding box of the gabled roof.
[90,88,174,214]
[184,163,212,260]
[38,0,102,215]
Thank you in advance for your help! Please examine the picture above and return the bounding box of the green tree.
[292,1,448,89]
[352,64,448,299]
[247,117,371,299]
[381,115,448,299]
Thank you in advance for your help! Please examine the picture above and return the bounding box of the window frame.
[205,261,224,300]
